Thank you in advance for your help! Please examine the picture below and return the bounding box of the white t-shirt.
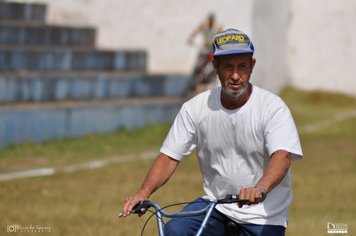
[160,85,303,227]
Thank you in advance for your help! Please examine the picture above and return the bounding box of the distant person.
[185,13,223,96]
[121,28,303,236]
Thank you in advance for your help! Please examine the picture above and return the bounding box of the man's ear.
[252,58,256,70]
[212,56,218,70]
[250,57,256,73]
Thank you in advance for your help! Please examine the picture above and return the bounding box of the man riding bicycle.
[122,28,303,236]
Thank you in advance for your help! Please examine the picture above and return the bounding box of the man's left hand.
[238,185,267,208]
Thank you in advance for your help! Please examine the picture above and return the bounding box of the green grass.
[280,87,356,126]
[0,87,355,236]
[0,124,170,173]
[281,87,356,235]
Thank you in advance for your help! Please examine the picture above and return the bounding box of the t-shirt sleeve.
[264,100,303,161]
[160,104,197,161]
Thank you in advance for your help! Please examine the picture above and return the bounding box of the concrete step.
[0,72,189,102]
[0,22,96,47]
[0,47,147,71]
[0,96,185,149]
[0,1,46,23]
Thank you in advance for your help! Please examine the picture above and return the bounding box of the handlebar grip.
[131,200,151,214]
[237,200,251,205]
[216,194,250,206]
[217,194,239,203]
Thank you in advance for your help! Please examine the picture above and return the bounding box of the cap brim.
[213,49,254,57]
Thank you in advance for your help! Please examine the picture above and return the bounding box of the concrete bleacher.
[0,72,188,102]
[0,1,46,23]
[0,23,96,46]
[0,0,189,148]
[0,47,147,71]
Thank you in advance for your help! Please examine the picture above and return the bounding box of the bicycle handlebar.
[131,194,249,216]
[122,194,249,236]
[216,194,248,204]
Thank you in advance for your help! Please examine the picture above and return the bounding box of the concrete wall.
[251,0,291,94]
[1,0,355,148]
[20,0,356,96]
[287,0,356,97]
[22,0,254,74]
[0,98,183,148]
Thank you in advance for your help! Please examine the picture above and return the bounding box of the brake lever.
[131,200,151,214]
[216,194,250,206]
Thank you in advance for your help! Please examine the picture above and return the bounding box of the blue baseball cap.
[212,28,254,57]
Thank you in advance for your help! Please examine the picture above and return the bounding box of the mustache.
[228,79,245,86]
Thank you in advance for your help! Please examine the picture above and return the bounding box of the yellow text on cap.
[216,35,245,45]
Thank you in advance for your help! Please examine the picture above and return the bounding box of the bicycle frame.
[124,194,246,236]
[138,200,216,236]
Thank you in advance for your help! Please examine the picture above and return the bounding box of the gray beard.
[222,83,249,100]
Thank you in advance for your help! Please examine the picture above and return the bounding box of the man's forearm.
[256,150,291,192]
[137,153,180,198]
[121,153,179,217]
[238,150,291,206]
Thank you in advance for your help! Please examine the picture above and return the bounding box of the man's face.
[213,54,256,100]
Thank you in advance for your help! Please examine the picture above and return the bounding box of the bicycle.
[119,194,249,236]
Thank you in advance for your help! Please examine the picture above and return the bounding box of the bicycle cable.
[139,200,200,236]
[139,209,159,236]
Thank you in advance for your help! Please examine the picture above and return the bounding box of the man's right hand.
[121,191,148,217]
